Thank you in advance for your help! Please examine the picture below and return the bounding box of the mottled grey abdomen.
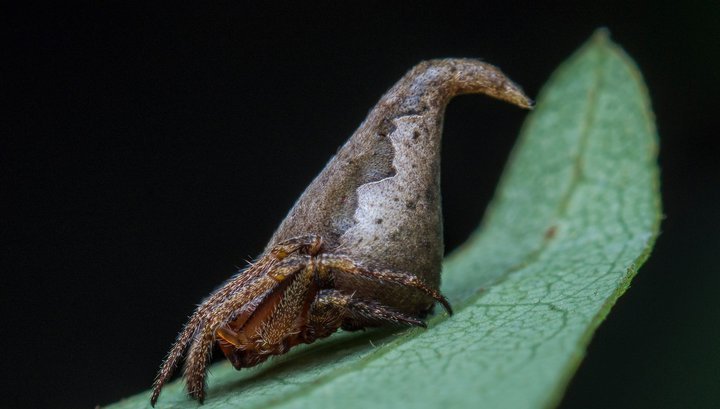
[267,59,532,314]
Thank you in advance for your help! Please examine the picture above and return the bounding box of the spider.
[151,235,451,405]
[150,58,531,406]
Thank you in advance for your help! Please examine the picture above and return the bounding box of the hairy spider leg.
[150,254,277,406]
[269,234,323,259]
[217,254,326,370]
[306,289,428,332]
[315,254,453,315]
[154,238,323,404]
[181,258,310,401]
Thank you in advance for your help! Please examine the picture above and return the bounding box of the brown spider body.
[151,59,531,406]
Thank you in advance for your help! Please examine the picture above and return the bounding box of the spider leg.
[270,234,322,259]
[182,320,215,403]
[316,254,453,315]
[182,290,269,402]
[255,258,317,350]
[216,325,249,350]
[309,289,427,331]
[343,296,427,328]
[150,235,323,405]
[151,263,254,406]
[267,257,311,282]
[183,254,313,401]
[150,313,202,407]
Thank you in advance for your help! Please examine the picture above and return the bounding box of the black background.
[4,2,719,408]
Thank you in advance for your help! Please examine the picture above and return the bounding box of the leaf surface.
[109,30,660,409]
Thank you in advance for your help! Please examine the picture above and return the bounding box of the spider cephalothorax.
[151,59,531,406]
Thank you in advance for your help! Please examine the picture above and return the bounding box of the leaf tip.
[590,27,612,44]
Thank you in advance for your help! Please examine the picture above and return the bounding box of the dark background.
[4,2,719,408]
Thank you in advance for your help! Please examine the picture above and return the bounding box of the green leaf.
[108,29,660,409]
